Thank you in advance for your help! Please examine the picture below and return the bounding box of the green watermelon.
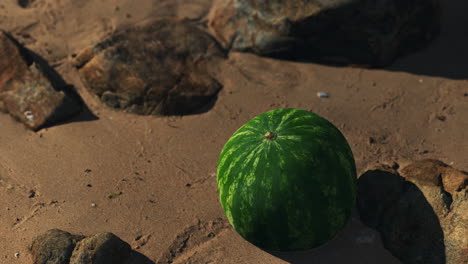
[216,108,357,251]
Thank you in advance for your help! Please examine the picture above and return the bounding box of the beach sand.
[0,0,466,263]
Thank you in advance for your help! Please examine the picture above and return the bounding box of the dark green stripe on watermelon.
[217,108,356,251]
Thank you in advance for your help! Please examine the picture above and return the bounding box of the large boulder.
[73,17,225,116]
[208,0,440,66]
[0,31,82,130]
[357,160,467,264]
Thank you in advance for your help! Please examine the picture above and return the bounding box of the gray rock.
[73,17,225,116]
[69,232,131,264]
[0,31,82,131]
[357,160,467,264]
[30,229,85,264]
[208,0,440,66]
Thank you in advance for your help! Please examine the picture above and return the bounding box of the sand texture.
[0,0,467,263]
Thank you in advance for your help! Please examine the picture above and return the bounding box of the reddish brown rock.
[0,31,82,131]
[357,160,467,264]
[208,0,440,66]
[73,17,225,116]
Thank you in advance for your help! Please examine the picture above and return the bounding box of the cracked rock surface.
[73,17,225,116]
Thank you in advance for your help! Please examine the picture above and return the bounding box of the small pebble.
[108,191,123,199]
[14,252,19,258]
[449,161,454,165]
[28,190,36,198]
[419,79,423,83]
[91,203,96,207]
[317,92,329,98]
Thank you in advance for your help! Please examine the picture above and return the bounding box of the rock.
[73,17,225,116]
[357,160,467,264]
[69,232,131,264]
[0,31,82,131]
[30,230,136,264]
[30,229,85,264]
[208,0,440,66]
[400,160,468,264]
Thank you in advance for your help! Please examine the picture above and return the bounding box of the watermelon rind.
[216,108,357,251]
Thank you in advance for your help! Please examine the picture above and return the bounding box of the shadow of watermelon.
[266,168,445,264]
[265,207,402,264]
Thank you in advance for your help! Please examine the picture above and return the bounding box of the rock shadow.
[41,102,99,129]
[17,0,34,8]
[242,0,468,80]
[356,168,446,264]
[254,0,438,69]
[25,49,99,129]
[170,93,219,116]
[386,0,468,80]
[125,250,155,264]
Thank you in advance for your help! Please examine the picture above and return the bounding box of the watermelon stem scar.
[264,131,276,140]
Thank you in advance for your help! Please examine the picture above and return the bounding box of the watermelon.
[216,108,357,251]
